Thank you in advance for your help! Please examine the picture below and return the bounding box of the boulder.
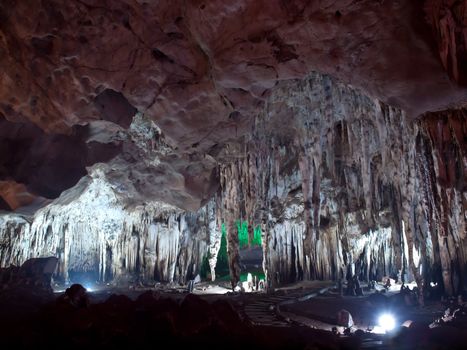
[0,257,58,292]
[62,284,89,308]
[337,309,354,328]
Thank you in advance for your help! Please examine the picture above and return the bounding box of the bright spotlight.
[378,313,396,332]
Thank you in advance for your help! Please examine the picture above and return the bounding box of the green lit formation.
[253,225,262,246]
[237,220,249,248]
[236,220,262,248]
[211,221,263,279]
[218,223,228,264]
[199,251,210,279]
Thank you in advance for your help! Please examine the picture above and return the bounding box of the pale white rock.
[0,171,219,285]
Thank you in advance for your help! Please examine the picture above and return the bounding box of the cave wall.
[219,72,466,295]
[0,0,465,294]
[0,73,464,294]
[0,172,218,285]
[2,0,467,212]
[0,110,222,287]
[425,0,467,85]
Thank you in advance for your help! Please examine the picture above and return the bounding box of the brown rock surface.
[0,180,36,210]
[1,0,467,207]
[425,0,467,85]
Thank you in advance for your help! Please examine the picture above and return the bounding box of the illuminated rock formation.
[219,73,466,296]
[0,1,465,297]
[1,0,466,207]
[0,172,218,285]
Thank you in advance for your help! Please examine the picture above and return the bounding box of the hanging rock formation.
[425,0,467,85]
[219,72,466,295]
[0,111,221,286]
[0,1,466,295]
[0,172,218,285]
[1,0,467,207]
[0,71,464,295]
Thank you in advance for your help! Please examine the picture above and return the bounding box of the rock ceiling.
[0,0,466,210]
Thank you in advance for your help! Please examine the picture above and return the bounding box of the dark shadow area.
[0,117,122,201]
[94,89,137,129]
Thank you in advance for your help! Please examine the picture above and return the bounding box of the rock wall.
[1,0,467,209]
[219,73,466,296]
[425,0,467,85]
[0,73,464,294]
[0,172,218,285]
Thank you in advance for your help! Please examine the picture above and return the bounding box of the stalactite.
[220,162,242,289]
[219,72,466,294]
[0,72,464,295]
[0,173,218,285]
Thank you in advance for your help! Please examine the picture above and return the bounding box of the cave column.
[226,215,240,289]
[402,218,425,306]
[221,164,241,290]
[208,204,220,282]
[298,151,312,279]
[63,228,70,283]
[438,233,454,296]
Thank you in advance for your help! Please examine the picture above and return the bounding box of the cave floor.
[281,288,444,331]
[52,279,444,331]
[2,281,463,349]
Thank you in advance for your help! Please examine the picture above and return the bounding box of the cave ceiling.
[0,0,466,211]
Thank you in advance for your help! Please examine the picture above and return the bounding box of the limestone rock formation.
[425,0,467,85]
[0,1,465,296]
[218,73,466,295]
[1,0,467,207]
[0,171,219,285]
[0,70,465,297]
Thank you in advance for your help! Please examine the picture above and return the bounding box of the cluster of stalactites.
[218,72,466,295]
[0,175,219,286]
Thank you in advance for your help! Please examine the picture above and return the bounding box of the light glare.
[378,313,396,332]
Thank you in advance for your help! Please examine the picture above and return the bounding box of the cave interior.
[0,0,466,349]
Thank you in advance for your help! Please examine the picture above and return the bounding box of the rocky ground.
[1,279,467,349]
[0,283,336,350]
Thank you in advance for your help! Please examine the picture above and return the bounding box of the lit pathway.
[242,283,392,349]
[243,294,295,327]
[243,283,334,327]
